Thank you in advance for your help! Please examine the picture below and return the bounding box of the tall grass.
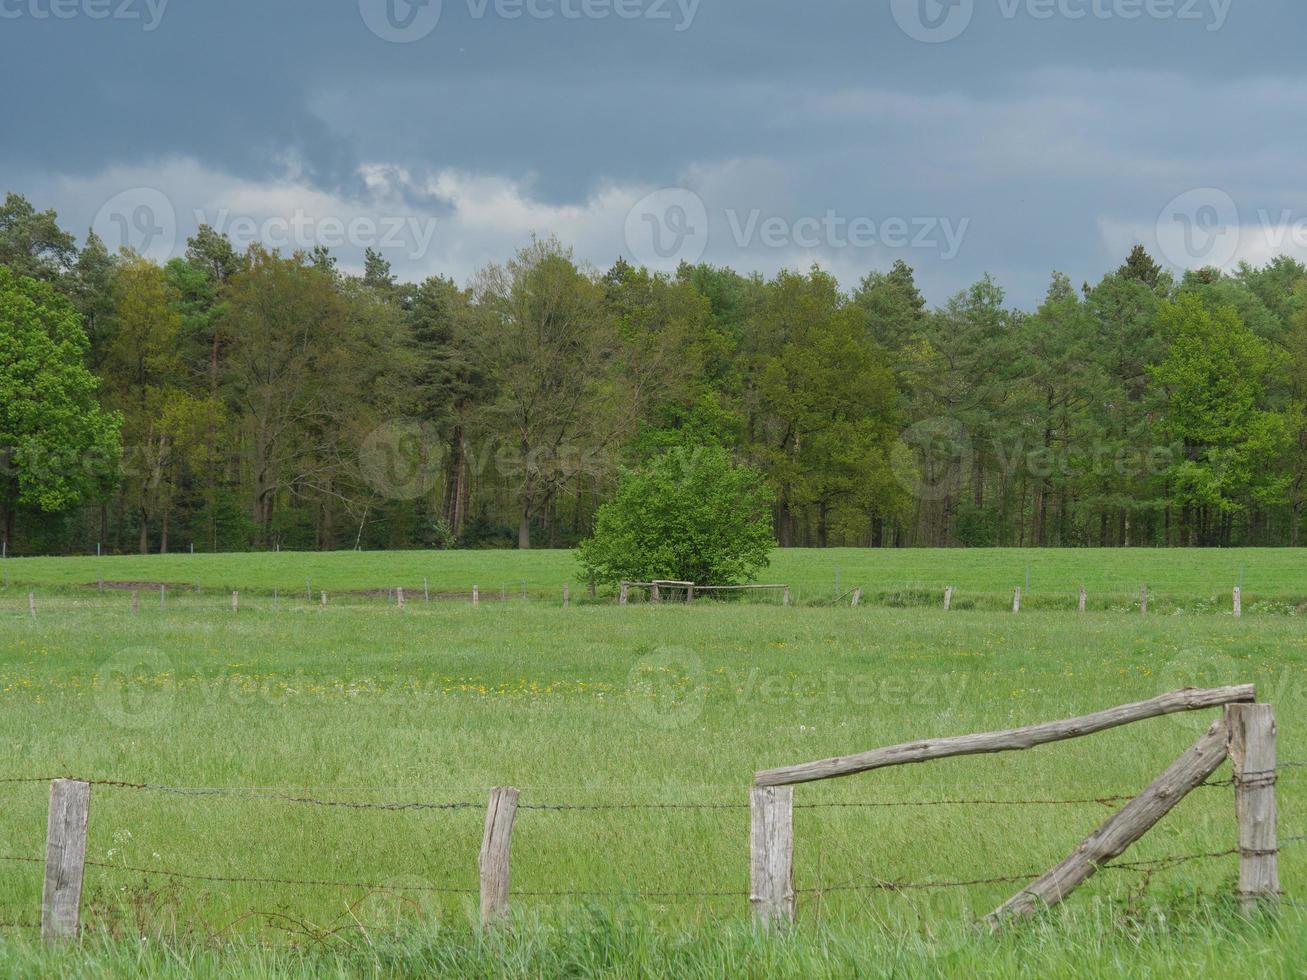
[0,550,1304,974]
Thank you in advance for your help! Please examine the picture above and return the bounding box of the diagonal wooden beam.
[984,716,1231,926]
[755,686,1253,787]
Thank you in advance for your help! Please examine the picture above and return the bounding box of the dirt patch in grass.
[82,581,194,591]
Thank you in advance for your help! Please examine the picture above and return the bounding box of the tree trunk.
[160,506,169,554]
[518,509,531,550]
[138,506,149,555]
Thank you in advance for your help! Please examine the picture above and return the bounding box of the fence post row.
[42,779,89,943]
[479,787,520,927]
[1227,703,1279,911]
[749,785,795,929]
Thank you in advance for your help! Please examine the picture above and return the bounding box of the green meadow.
[0,549,1304,977]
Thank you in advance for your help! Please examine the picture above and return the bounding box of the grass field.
[3,546,1305,608]
[0,549,1304,977]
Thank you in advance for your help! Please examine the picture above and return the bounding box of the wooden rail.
[755,686,1256,787]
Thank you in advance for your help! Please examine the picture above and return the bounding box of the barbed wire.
[0,761,1302,813]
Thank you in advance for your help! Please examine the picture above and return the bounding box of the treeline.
[0,191,1304,554]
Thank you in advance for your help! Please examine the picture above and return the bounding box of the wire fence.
[0,763,1302,931]
[3,581,1304,616]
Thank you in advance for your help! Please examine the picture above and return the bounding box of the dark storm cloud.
[1,0,1303,304]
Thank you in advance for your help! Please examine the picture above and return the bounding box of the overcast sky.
[2,0,1302,306]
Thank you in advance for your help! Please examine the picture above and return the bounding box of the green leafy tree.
[576,446,774,586]
[0,265,121,547]
[0,193,77,283]
[1150,293,1288,545]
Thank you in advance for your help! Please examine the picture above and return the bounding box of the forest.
[1,190,1304,555]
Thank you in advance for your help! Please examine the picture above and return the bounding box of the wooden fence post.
[479,787,519,927]
[42,779,89,943]
[424,577,430,603]
[563,583,570,608]
[397,588,405,610]
[943,587,953,611]
[232,591,239,613]
[472,586,479,608]
[619,582,629,606]
[687,584,695,605]
[131,591,139,614]
[159,585,166,610]
[1227,703,1279,912]
[851,588,862,608]
[651,583,661,603]
[28,592,35,618]
[1140,585,1148,616]
[1012,587,1021,614]
[500,585,507,604]
[1078,585,1087,614]
[1233,586,1242,619]
[782,586,791,607]
[750,786,794,929]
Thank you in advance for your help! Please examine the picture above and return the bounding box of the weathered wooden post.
[1012,587,1021,614]
[851,588,862,608]
[320,591,328,608]
[1233,586,1242,619]
[424,577,430,603]
[159,585,166,610]
[500,585,507,604]
[943,586,953,611]
[131,591,139,614]
[750,786,794,929]
[42,779,89,943]
[472,586,479,609]
[1078,585,1087,614]
[1227,703,1278,912]
[619,582,629,606]
[28,592,35,618]
[479,787,519,927]
[782,586,791,607]
[1140,585,1148,616]
[397,588,405,610]
[687,584,695,605]
[651,582,661,604]
[232,591,239,613]
[563,583,570,608]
